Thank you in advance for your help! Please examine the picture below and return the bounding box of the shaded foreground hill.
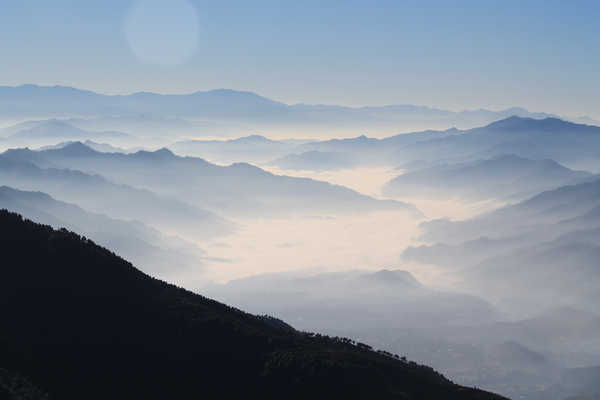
[0,210,505,400]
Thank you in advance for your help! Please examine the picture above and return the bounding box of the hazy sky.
[1,0,599,117]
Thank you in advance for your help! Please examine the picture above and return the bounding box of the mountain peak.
[485,115,535,128]
[233,134,273,144]
[0,185,53,202]
[484,115,583,131]
[133,147,175,159]
[2,147,37,157]
[154,147,175,156]
[362,269,422,287]
[51,141,98,156]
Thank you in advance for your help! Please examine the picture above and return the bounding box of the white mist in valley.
[195,166,501,287]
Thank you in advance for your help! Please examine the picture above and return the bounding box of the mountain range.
[297,117,600,172]
[164,116,600,177]
[38,139,132,154]
[406,178,600,317]
[169,135,302,163]
[383,154,594,201]
[0,119,133,148]
[269,150,359,171]
[4,114,600,177]
[1,84,596,137]
[0,142,417,217]
[0,151,232,238]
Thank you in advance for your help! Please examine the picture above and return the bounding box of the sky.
[1,0,599,117]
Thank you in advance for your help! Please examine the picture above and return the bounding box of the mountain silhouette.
[1,120,132,147]
[482,116,586,132]
[169,135,300,163]
[0,210,506,400]
[269,150,359,171]
[0,153,232,238]
[2,84,593,136]
[410,178,600,317]
[419,177,600,245]
[203,269,499,344]
[383,154,593,201]
[4,142,418,217]
[401,117,600,168]
[0,186,206,278]
[298,116,600,170]
[38,140,128,154]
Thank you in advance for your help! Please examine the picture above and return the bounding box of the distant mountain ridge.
[0,141,418,217]
[38,140,129,153]
[0,119,133,148]
[1,84,595,136]
[383,154,594,201]
[169,134,300,163]
[405,177,600,318]
[298,116,600,171]
[0,151,233,238]
[269,150,359,171]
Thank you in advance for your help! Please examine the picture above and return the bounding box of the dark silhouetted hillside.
[0,210,505,400]
[0,368,49,400]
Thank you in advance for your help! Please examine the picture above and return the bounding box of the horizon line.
[0,82,574,117]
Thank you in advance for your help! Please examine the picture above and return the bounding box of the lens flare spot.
[124,0,199,67]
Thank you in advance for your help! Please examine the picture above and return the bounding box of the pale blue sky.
[1,1,599,117]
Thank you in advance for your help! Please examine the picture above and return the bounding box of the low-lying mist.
[3,114,600,400]
[195,166,499,286]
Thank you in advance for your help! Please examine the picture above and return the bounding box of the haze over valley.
[4,92,600,399]
[2,2,600,399]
